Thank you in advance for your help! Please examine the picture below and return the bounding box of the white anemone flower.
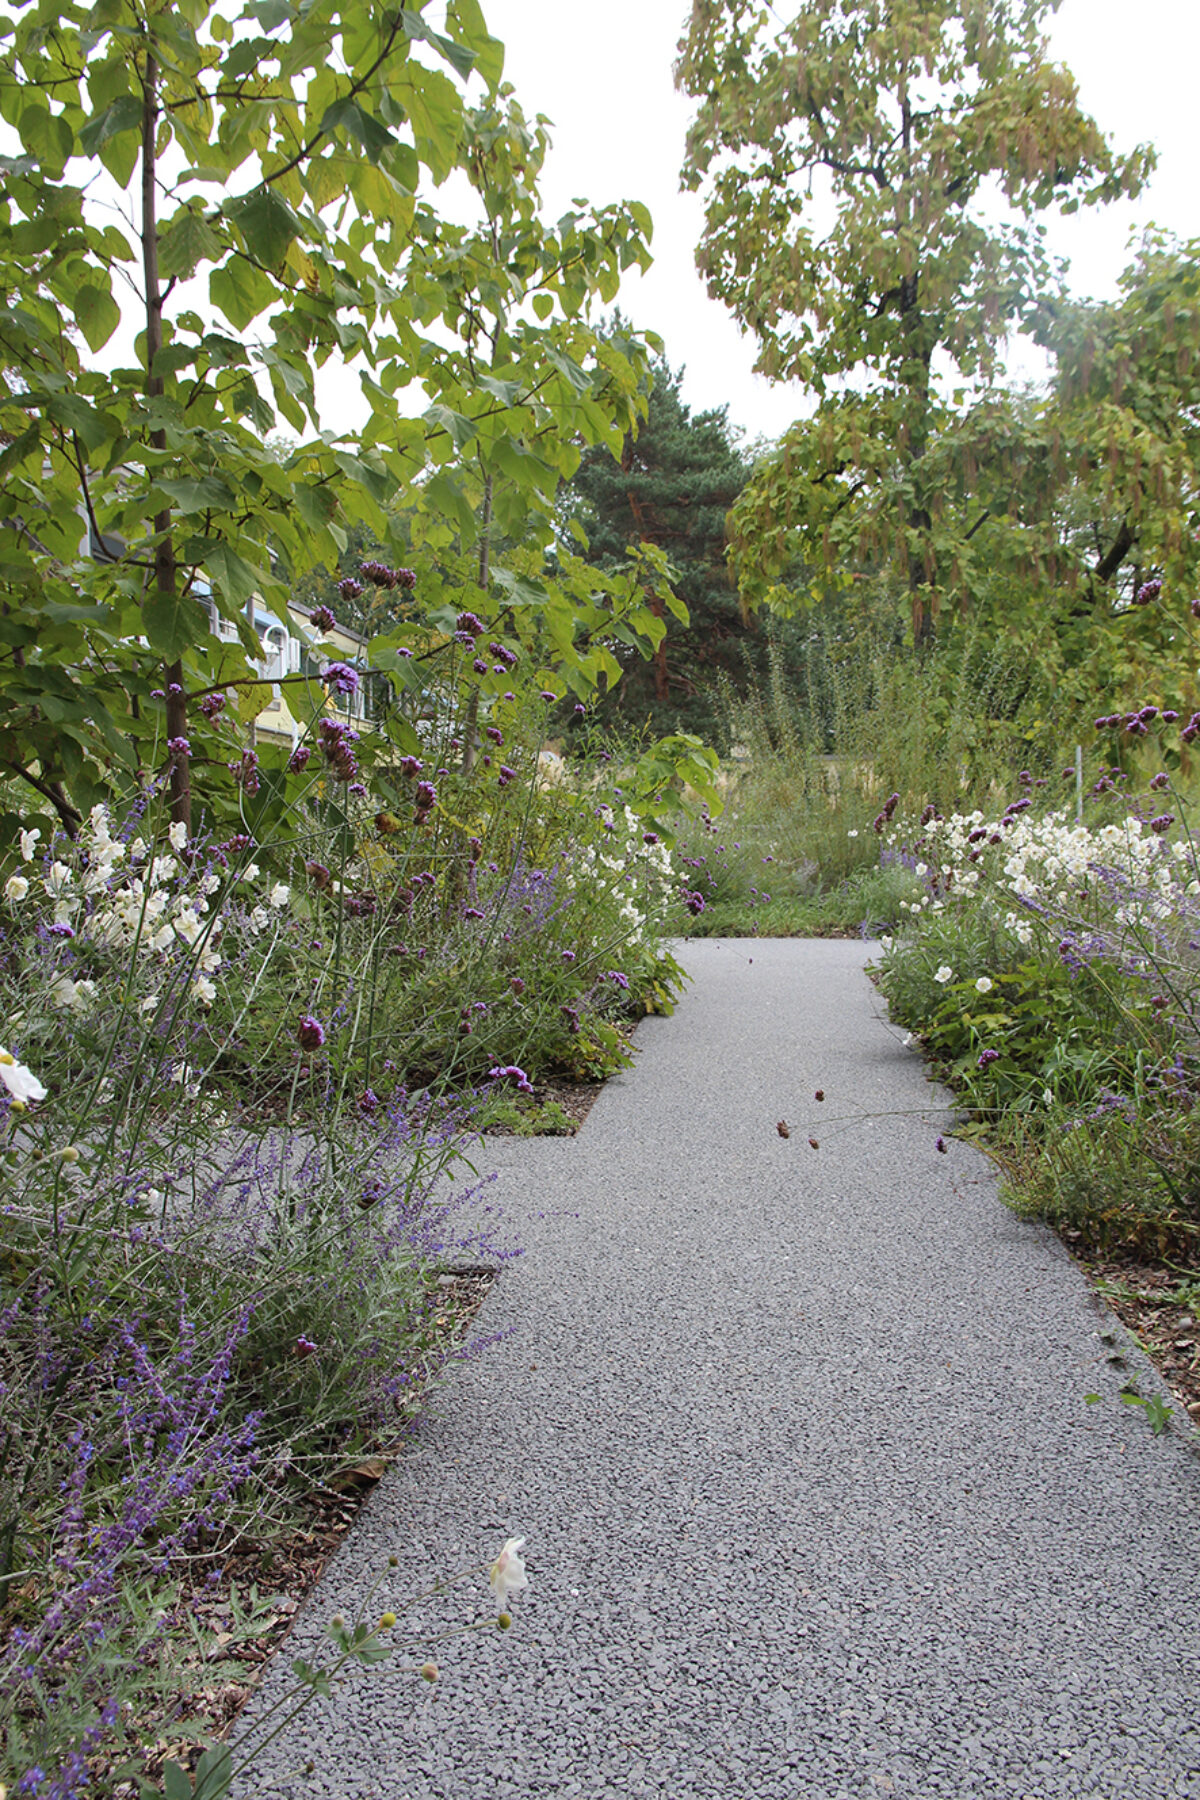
[975,976,994,994]
[168,820,188,851]
[0,1045,47,1106]
[4,875,28,901]
[268,882,290,909]
[933,965,954,984]
[18,827,40,862]
[488,1538,528,1609]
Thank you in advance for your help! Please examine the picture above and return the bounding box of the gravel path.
[232,938,1200,1800]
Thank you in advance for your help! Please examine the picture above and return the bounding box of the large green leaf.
[78,94,142,156]
[72,283,121,351]
[142,587,211,659]
[319,97,397,165]
[158,208,225,280]
[223,189,300,273]
[209,257,277,329]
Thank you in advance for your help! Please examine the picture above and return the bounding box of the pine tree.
[568,357,753,737]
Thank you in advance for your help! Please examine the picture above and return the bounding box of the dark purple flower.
[486,725,503,744]
[288,744,312,772]
[399,754,424,778]
[295,1336,318,1358]
[1149,772,1170,791]
[46,921,75,938]
[414,781,437,814]
[305,860,331,890]
[456,611,485,638]
[472,658,488,675]
[510,977,525,995]
[936,1136,947,1153]
[348,781,367,796]
[1162,709,1180,722]
[200,691,226,719]
[463,907,485,920]
[540,690,557,702]
[497,765,517,787]
[1149,814,1175,834]
[297,1014,326,1050]
[312,603,339,629]
[357,1089,380,1115]
[167,736,190,758]
[1135,577,1162,605]
[322,661,360,697]
[643,831,659,845]
[976,1048,1000,1069]
[489,1063,534,1094]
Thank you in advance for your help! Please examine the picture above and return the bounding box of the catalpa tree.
[676,0,1153,642]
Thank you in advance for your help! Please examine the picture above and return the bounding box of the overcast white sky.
[475,0,1200,446]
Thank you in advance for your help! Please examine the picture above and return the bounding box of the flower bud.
[420,1661,438,1681]
[496,1612,512,1631]
[379,1612,397,1630]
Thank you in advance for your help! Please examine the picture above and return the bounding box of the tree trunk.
[141,44,191,830]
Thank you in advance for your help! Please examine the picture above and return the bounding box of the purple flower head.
[312,603,340,629]
[682,888,706,916]
[288,744,312,772]
[322,661,360,697]
[167,736,190,758]
[976,1048,1000,1069]
[606,970,630,990]
[1138,705,1159,723]
[574,702,586,716]
[46,921,75,938]
[297,1014,326,1050]
[295,1336,318,1358]
[1149,772,1170,791]
[399,754,424,778]
[936,1136,947,1153]
[510,977,525,995]
[456,611,485,638]
[486,725,504,744]
[1135,577,1163,605]
[463,906,485,920]
[1149,814,1175,834]
[168,681,183,696]
[472,658,489,675]
[1162,709,1180,722]
[357,1088,380,1115]
[305,861,331,890]
[200,691,226,720]
[414,781,437,813]
[561,949,576,963]
[540,690,557,703]
[497,765,518,788]
[643,831,659,845]
[489,1063,534,1094]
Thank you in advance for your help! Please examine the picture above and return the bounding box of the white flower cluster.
[902,807,1195,942]
[1,807,291,1018]
[560,804,675,947]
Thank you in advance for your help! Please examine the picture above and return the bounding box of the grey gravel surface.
[231,938,1200,1800]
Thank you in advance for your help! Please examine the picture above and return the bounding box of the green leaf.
[210,257,277,331]
[424,470,476,543]
[423,403,477,450]
[155,475,238,514]
[160,1760,194,1800]
[142,587,211,659]
[73,283,121,352]
[78,94,143,156]
[205,540,264,607]
[20,104,75,171]
[319,98,397,165]
[224,190,300,273]
[401,9,477,81]
[158,209,225,281]
[531,291,554,322]
[192,1743,233,1800]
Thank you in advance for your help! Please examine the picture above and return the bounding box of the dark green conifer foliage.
[569,358,753,738]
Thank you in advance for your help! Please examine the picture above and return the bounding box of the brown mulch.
[1081,1255,1200,1435]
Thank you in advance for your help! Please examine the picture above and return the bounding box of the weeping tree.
[676,0,1153,644]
